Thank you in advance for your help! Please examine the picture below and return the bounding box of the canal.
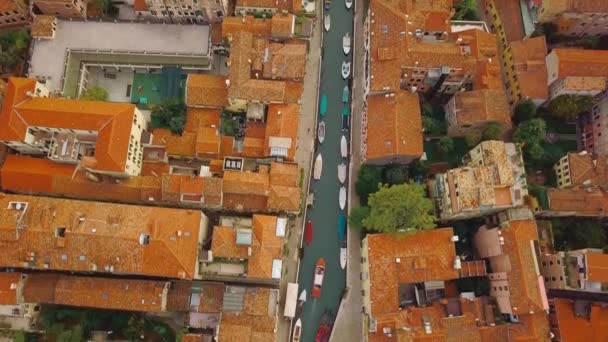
[295,0,354,340]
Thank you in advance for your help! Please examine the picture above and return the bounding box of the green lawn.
[424,138,469,166]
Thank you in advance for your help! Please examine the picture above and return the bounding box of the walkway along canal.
[294,0,354,340]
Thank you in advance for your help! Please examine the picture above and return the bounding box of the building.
[539,248,608,292]
[581,92,608,156]
[234,0,297,16]
[31,15,57,39]
[0,78,146,178]
[473,208,549,317]
[546,49,608,100]
[0,0,29,30]
[539,187,608,217]
[0,192,208,279]
[362,91,423,165]
[0,273,39,331]
[548,298,608,341]
[202,215,286,281]
[503,36,549,106]
[554,151,608,188]
[534,1,608,37]
[185,74,229,109]
[430,141,528,220]
[32,0,86,17]
[445,89,511,137]
[134,0,227,23]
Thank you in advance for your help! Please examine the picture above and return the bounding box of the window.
[56,227,66,237]
[65,3,71,7]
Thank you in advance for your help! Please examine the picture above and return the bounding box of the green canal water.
[295,1,354,341]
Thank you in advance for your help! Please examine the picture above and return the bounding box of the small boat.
[293,318,302,342]
[324,0,331,11]
[315,324,330,342]
[339,186,346,210]
[341,135,347,158]
[342,107,350,116]
[338,163,346,184]
[312,258,326,298]
[338,212,346,241]
[314,154,323,180]
[318,121,325,144]
[340,247,346,269]
[305,220,313,246]
[341,61,351,79]
[320,95,327,116]
[299,289,307,303]
[342,32,351,55]
[342,86,349,103]
[324,14,331,32]
[345,0,352,9]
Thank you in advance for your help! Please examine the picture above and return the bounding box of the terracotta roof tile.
[218,287,277,342]
[31,15,56,38]
[491,0,524,41]
[0,193,203,279]
[553,298,608,341]
[552,48,608,80]
[565,152,608,186]
[510,36,549,101]
[0,0,23,12]
[271,13,294,38]
[547,187,608,215]
[0,272,22,305]
[181,335,204,342]
[222,16,272,39]
[585,251,608,282]
[198,283,224,313]
[264,103,299,160]
[236,0,291,12]
[133,0,148,11]
[186,74,229,108]
[452,89,511,127]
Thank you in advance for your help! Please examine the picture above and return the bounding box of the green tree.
[464,132,481,148]
[514,118,547,161]
[56,324,84,342]
[548,95,594,119]
[422,116,446,135]
[363,183,436,234]
[349,206,370,230]
[355,165,382,205]
[438,136,454,154]
[80,86,109,101]
[0,29,30,73]
[452,0,478,20]
[124,316,145,341]
[481,122,504,141]
[14,330,26,342]
[514,99,537,124]
[382,164,408,185]
[151,98,187,134]
[551,218,607,250]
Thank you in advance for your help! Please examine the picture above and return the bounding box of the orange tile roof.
[133,0,148,11]
[491,0,525,41]
[222,16,272,39]
[585,252,608,283]
[0,192,203,279]
[1,154,77,193]
[566,153,608,186]
[198,283,224,313]
[23,274,189,312]
[186,74,229,108]
[0,0,24,13]
[547,187,608,215]
[236,0,291,11]
[181,335,204,342]
[260,42,307,80]
[0,272,21,305]
[547,0,608,13]
[264,103,299,160]
[510,36,549,101]
[452,89,511,126]
[365,228,458,315]
[553,298,608,342]
[31,15,55,38]
[552,48,608,80]
[1,78,138,173]
[366,91,423,161]
[218,287,277,342]
[271,13,294,38]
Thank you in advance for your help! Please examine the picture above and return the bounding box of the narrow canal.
[295,0,354,340]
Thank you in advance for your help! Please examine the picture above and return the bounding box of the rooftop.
[585,251,608,283]
[447,166,496,212]
[452,89,511,126]
[553,298,608,341]
[510,36,548,101]
[264,103,299,160]
[0,272,22,305]
[549,48,608,82]
[491,0,524,41]
[217,287,277,342]
[270,13,295,38]
[0,192,204,279]
[565,152,608,187]
[186,74,229,108]
[544,0,608,12]
[365,91,423,161]
[31,15,56,39]
[546,187,608,215]
[235,0,292,12]
[221,16,272,39]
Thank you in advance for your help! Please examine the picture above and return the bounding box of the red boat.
[305,220,313,246]
[315,324,330,342]
[312,258,326,298]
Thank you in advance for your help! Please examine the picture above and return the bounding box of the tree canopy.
[548,94,594,119]
[513,100,537,124]
[348,206,369,230]
[362,183,436,234]
[481,122,505,141]
[80,86,109,101]
[151,98,187,134]
[382,164,408,185]
[514,118,547,161]
[355,165,382,205]
[438,136,454,154]
[0,29,30,72]
[551,218,607,250]
[452,0,478,20]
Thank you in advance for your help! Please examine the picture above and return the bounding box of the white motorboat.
[299,289,307,303]
[324,14,331,32]
[345,0,352,9]
[340,135,347,158]
[318,121,325,144]
[341,61,351,79]
[338,163,346,184]
[342,32,351,55]
[314,154,323,180]
[339,186,346,210]
[340,247,346,269]
[292,318,302,342]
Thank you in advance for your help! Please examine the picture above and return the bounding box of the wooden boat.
[312,258,326,298]
[293,319,302,342]
[345,0,352,9]
[341,61,351,79]
[318,121,325,144]
[305,220,313,246]
[339,186,346,210]
[320,95,327,116]
[338,213,346,241]
[338,163,346,184]
[342,86,349,103]
[340,247,347,269]
[314,154,323,180]
[342,32,351,55]
[324,14,331,32]
[341,135,347,158]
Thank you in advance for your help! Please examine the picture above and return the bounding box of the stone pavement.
[275,7,322,342]
[329,3,365,342]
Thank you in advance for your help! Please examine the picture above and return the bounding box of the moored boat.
[342,32,351,55]
[293,319,302,342]
[305,220,313,246]
[318,121,325,144]
[341,61,351,79]
[339,186,346,210]
[320,94,327,116]
[312,258,326,298]
[342,86,349,103]
[299,289,307,303]
[324,14,331,32]
[341,135,347,158]
[338,163,346,184]
[345,0,352,9]
[324,0,331,11]
[340,247,346,269]
[314,154,323,180]
[338,212,346,241]
[315,324,330,342]
[342,107,350,116]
